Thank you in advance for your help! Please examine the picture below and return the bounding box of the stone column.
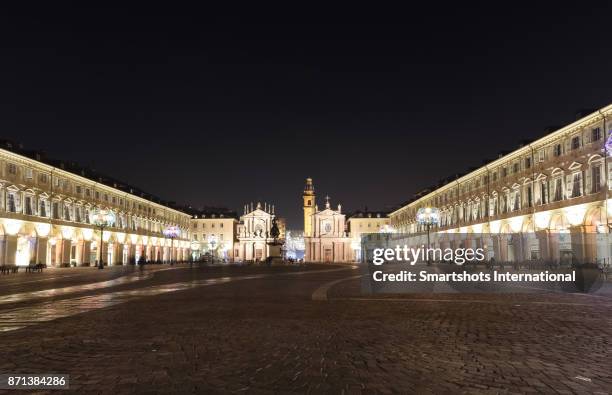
[570,225,587,264]
[61,239,71,266]
[36,237,48,265]
[535,230,550,261]
[82,241,91,266]
[4,235,17,265]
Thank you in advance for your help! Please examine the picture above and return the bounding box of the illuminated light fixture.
[48,237,57,246]
[150,236,158,245]
[163,226,181,263]
[115,232,126,244]
[489,220,501,234]
[163,226,181,239]
[605,133,612,154]
[564,206,587,226]
[90,208,116,269]
[82,228,93,241]
[416,207,440,226]
[61,226,74,240]
[130,234,138,245]
[4,219,22,236]
[141,236,149,245]
[416,207,439,265]
[509,216,524,233]
[534,212,551,230]
[35,223,51,237]
[190,240,200,251]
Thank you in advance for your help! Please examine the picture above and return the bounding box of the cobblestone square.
[0,264,610,394]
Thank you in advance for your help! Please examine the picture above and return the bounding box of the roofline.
[0,147,190,217]
[389,103,612,216]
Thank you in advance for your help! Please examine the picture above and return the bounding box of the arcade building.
[0,142,191,267]
[389,105,612,265]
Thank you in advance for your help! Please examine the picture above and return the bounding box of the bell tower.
[303,178,315,237]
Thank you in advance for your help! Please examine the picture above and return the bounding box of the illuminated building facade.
[235,202,280,261]
[190,211,238,261]
[303,181,351,262]
[0,144,191,267]
[389,105,612,265]
[346,211,390,261]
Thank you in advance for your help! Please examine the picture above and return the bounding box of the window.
[592,127,602,142]
[193,234,198,241]
[501,167,507,177]
[39,173,48,184]
[538,150,545,162]
[554,178,563,201]
[85,189,91,197]
[24,196,32,215]
[571,136,580,150]
[592,165,602,193]
[540,181,548,205]
[95,191,100,199]
[220,223,223,228]
[553,144,562,157]
[527,185,533,208]
[7,163,16,175]
[571,173,582,198]
[525,157,531,169]
[25,168,33,179]
[76,185,82,194]
[7,193,16,212]
[52,202,60,219]
[39,200,47,217]
[513,163,519,173]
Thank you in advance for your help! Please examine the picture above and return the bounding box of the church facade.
[235,202,279,262]
[303,179,352,262]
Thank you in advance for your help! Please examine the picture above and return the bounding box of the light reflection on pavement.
[0,270,154,305]
[0,267,355,333]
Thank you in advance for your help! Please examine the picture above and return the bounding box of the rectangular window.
[571,173,581,198]
[25,168,33,179]
[24,196,32,215]
[592,127,602,142]
[525,157,531,169]
[553,144,562,157]
[571,136,580,150]
[538,150,545,162]
[592,165,602,193]
[527,185,533,208]
[501,167,507,177]
[7,163,16,175]
[554,178,563,201]
[39,173,48,184]
[76,185,82,194]
[513,163,519,173]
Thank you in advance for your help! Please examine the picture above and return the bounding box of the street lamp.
[163,225,181,264]
[190,240,200,263]
[207,236,217,264]
[90,208,116,270]
[416,207,440,265]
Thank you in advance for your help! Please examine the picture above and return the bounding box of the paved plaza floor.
[0,263,610,394]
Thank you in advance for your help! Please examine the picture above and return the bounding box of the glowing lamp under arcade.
[163,226,181,239]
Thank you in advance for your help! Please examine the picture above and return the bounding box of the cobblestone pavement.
[0,263,610,394]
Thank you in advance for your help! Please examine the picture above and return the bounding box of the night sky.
[2,5,612,228]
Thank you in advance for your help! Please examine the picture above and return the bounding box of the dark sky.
[2,4,612,228]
